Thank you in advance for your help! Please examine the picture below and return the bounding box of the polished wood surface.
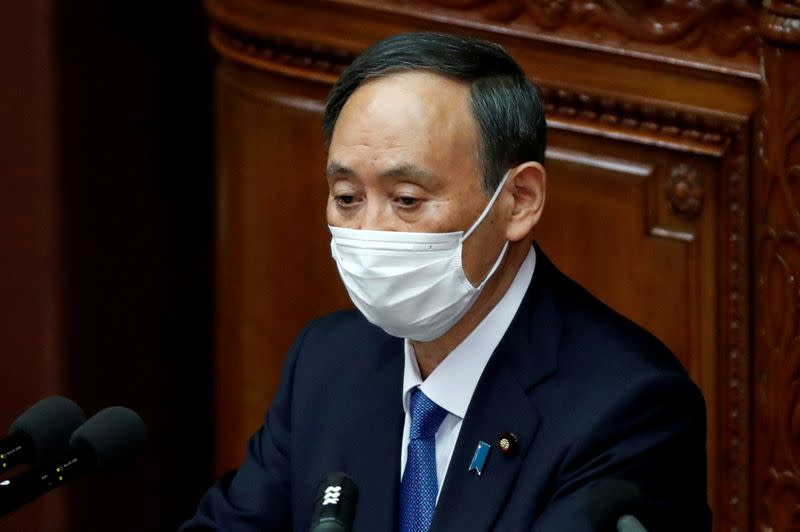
[205,1,794,529]
[214,66,351,470]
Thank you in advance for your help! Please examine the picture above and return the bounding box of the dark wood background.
[0,1,214,530]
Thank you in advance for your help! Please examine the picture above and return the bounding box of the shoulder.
[531,250,705,427]
[545,257,688,381]
[530,255,707,467]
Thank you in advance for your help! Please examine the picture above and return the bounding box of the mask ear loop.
[475,241,510,289]
[461,170,512,242]
[460,170,512,289]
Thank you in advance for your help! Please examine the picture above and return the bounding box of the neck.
[410,240,531,379]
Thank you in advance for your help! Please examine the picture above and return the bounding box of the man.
[183,32,710,531]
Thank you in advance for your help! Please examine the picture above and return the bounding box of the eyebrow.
[326,162,354,178]
[379,164,439,184]
[326,161,441,186]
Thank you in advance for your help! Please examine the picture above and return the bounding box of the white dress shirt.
[400,247,536,497]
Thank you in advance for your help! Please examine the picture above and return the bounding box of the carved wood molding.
[209,25,743,153]
[536,85,737,155]
[323,0,760,77]
[424,0,757,51]
[755,3,800,531]
[209,26,350,84]
[760,0,800,44]
[719,124,751,532]
[207,18,754,531]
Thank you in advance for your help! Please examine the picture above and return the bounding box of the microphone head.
[8,396,86,463]
[69,406,146,471]
[309,472,358,532]
[585,478,643,531]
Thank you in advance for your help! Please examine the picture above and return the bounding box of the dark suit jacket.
[182,245,710,531]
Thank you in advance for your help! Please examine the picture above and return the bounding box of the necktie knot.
[408,388,447,440]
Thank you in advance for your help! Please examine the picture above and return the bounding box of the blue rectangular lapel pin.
[468,441,491,475]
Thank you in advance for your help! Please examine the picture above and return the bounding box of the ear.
[504,162,546,242]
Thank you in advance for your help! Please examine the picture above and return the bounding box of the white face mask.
[329,171,510,342]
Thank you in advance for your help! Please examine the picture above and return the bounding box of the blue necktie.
[399,387,448,532]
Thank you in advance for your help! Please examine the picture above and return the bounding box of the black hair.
[322,32,547,193]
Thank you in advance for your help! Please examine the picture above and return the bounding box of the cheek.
[422,200,458,232]
[425,188,485,232]
[326,197,344,226]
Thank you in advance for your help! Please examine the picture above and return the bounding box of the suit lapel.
[430,362,540,531]
[344,245,563,531]
[346,334,405,532]
[430,245,562,531]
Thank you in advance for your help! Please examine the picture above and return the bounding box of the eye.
[395,196,420,208]
[334,194,359,207]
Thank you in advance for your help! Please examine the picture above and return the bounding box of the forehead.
[328,71,479,171]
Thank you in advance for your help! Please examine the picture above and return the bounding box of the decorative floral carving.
[419,0,759,58]
[756,6,800,531]
[762,468,800,530]
[665,164,704,219]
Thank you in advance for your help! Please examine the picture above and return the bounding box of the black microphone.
[585,478,647,532]
[308,472,358,532]
[0,406,146,517]
[1,396,85,474]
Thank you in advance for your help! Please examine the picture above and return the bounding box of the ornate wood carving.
[756,2,800,530]
[537,85,730,152]
[426,0,757,51]
[326,0,760,76]
[760,4,800,44]
[207,25,740,153]
[665,163,704,219]
[209,26,352,84]
[719,123,751,532]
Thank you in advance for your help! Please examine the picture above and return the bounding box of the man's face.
[326,71,510,285]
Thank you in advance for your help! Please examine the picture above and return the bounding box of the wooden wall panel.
[54,2,216,530]
[539,131,717,367]
[214,62,350,471]
[2,2,214,530]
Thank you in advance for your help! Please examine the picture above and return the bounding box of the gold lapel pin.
[498,432,520,457]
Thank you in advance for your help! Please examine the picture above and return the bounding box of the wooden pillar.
[755,2,800,530]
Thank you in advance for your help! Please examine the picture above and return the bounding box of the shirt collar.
[402,246,537,418]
